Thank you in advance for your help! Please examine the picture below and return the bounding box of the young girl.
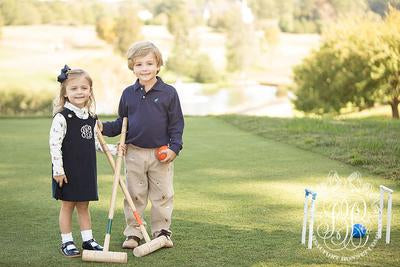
[50,65,103,257]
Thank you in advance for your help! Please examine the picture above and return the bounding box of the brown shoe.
[122,236,140,249]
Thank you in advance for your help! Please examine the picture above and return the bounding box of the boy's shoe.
[82,239,103,251]
[157,229,173,248]
[60,241,81,257]
[122,236,140,249]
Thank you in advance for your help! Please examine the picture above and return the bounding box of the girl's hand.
[117,143,127,156]
[54,175,68,187]
[160,148,176,164]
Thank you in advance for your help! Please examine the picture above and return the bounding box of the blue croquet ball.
[352,223,367,238]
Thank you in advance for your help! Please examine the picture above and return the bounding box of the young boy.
[99,41,184,249]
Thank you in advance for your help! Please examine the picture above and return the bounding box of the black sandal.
[82,239,103,251]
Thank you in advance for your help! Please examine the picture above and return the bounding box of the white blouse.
[49,102,116,176]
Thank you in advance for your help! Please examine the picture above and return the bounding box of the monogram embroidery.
[81,125,92,139]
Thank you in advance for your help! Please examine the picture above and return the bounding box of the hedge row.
[0,90,54,116]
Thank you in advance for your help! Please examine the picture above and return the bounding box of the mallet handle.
[103,117,128,252]
[95,124,115,170]
[95,123,151,243]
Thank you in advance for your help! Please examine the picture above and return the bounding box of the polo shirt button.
[142,95,145,99]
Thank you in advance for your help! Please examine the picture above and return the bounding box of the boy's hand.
[117,143,127,156]
[96,120,103,132]
[53,175,68,187]
[160,148,176,163]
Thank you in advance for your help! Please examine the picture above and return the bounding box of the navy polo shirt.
[102,77,184,155]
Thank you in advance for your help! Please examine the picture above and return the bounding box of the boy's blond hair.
[127,41,163,72]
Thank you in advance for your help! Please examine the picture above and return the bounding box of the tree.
[368,0,400,16]
[294,8,400,118]
[96,15,116,44]
[0,0,41,25]
[248,0,278,19]
[113,3,142,56]
[0,13,3,39]
[370,6,400,118]
[37,3,56,24]
[224,2,258,73]
[0,0,17,25]
[156,0,218,81]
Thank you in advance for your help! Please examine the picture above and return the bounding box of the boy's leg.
[147,155,174,237]
[123,145,149,239]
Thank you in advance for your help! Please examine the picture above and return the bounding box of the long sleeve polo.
[102,77,184,155]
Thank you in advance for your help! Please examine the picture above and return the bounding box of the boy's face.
[133,52,159,83]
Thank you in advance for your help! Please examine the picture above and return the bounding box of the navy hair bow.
[57,65,71,83]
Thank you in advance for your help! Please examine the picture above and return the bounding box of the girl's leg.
[59,201,76,233]
[76,201,103,250]
[76,201,91,230]
[59,201,81,257]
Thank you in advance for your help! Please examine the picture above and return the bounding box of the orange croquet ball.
[155,145,168,161]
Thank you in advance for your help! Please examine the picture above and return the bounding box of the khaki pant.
[123,144,174,238]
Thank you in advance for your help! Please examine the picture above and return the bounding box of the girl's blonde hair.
[53,69,96,116]
[127,41,163,73]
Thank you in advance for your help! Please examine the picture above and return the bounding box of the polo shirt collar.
[133,76,164,92]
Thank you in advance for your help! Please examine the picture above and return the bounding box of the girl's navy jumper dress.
[52,108,98,201]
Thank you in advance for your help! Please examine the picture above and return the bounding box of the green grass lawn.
[0,116,399,266]
[219,115,400,180]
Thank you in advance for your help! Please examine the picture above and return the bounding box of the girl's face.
[133,52,159,84]
[64,76,92,109]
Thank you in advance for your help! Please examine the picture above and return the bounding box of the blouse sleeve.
[95,133,118,156]
[49,114,66,176]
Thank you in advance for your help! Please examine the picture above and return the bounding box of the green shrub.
[166,51,218,83]
[263,25,280,46]
[191,54,218,83]
[0,90,53,116]
[292,19,319,33]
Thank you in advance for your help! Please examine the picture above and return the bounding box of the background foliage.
[1,0,400,116]
[293,7,400,118]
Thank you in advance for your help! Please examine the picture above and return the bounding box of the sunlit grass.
[0,116,399,266]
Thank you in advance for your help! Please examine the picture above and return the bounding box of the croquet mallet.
[82,117,128,263]
[93,122,167,257]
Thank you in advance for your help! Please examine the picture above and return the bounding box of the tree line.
[1,0,399,31]
[1,0,400,117]
[248,0,400,33]
[0,0,104,26]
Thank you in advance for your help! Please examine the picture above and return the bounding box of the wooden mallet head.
[82,250,127,263]
[133,236,167,257]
